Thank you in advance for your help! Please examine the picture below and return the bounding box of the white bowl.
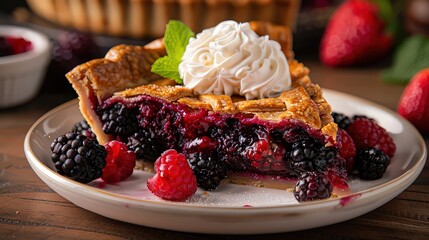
[0,25,51,108]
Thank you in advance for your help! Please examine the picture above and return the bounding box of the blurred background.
[0,0,427,104]
[0,0,345,98]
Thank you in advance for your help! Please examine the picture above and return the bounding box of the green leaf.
[164,20,195,60]
[382,35,429,84]
[151,20,194,84]
[372,0,394,24]
[151,56,183,84]
[371,0,398,36]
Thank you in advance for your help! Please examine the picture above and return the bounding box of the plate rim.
[24,89,427,215]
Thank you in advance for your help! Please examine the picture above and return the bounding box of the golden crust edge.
[65,21,337,145]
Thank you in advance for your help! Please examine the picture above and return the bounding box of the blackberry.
[50,132,106,183]
[52,31,100,67]
[187,152,227,191]
[100,103,139,139]
[293,171,333,202]
[356,148,390,180]
[288,138,338,175]
[127,130,166,162]
[72,120,96,140]
[313,146,337,170]
[289,139,316,173]
[332,112,352,129]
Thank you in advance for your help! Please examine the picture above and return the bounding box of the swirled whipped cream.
[178,20,291,100]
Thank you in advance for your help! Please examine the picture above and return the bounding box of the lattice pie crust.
[66,21,337,146]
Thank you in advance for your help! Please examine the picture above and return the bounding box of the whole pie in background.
[25,0,302,38]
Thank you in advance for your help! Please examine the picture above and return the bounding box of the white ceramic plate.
[24,89,427,234]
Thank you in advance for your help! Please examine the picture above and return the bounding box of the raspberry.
[102,141,136,184]
[338,129,356,173]
[293,171,333,202]
[245,139,270,162]
[6,36,33,54]
[257,143,287,171]
[332,112,352,130]
[188,152,227,191]
[147,149,197,201]
[356,148,390,180]
[50,132,106,183]
[0,36,32,57]
[346,117,396,158]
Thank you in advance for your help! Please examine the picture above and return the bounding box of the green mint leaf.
[164,20,195,60]
[151,20,194,84]
[371,0,397,36]
[382,35,429,84]
[151,56,183,84]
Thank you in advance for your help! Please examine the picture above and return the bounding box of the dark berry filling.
[97,95,340,178]
[99,102,139,140]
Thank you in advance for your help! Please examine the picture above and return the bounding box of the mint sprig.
[382,35,429,84]
[151,20,195,84]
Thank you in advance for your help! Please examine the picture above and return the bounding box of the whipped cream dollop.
[178,20,291,100]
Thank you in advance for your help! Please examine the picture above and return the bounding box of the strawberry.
[320,0,394,67]
[397,68,429,135]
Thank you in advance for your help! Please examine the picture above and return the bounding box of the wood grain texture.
[0,59,428,240]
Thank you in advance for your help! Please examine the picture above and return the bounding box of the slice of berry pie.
[66,20,345,201]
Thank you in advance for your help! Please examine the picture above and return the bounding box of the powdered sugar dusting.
[88,170,298,207]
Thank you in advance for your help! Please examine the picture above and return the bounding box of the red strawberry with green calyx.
[320,0,396,67]
[398,68,429,135]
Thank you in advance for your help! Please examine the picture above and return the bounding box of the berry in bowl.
[0,35,33,57]
[0,25,50,108]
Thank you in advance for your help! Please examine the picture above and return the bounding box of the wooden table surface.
[0,57,428,240]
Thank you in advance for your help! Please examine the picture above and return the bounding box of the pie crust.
[27,0,301,38]
[66,21,337,146]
